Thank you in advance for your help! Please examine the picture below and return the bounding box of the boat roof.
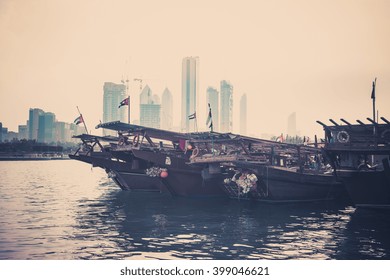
[96,121,233,142]
[95,121,320,154]
[72,133,119,143]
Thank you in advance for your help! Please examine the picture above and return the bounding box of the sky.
[0,0,389,138]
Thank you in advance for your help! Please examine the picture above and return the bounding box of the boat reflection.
[71,184,367,260]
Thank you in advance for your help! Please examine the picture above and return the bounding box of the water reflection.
[1,161,389,260]
[73,188,366,260]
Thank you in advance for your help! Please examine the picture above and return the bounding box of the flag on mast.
[188,112,196,120]
[206,103,212,125]
[371,79,376,100]
[206,103,213,132]
[74,115,84,125]
[209,120,213,131]
[118,97,130,108]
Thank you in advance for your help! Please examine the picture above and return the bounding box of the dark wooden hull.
[69,153,163,192]
[131,149,226,197]
[110,170,165,192]
[337,169,390,209]
[223,165,346,203]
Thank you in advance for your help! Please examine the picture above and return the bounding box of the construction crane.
[134,78,143,91]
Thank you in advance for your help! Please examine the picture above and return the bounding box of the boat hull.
[337,169,390,209]
[69,153,163,192]
[131,149,226,197]
[223,165,346,203]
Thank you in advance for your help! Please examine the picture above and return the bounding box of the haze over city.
[1,0,389,138]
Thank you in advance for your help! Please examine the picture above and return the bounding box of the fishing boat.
[188,135,346,203]
[318,117,390,209]
[96,121,347,202]
[96,121,226,197]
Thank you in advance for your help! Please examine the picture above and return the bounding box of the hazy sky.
[1,0,389,138]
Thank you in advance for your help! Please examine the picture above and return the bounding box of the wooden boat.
[96,121,347,202]
[188,135,346,203]
[96,121,227,197]
[318,117,390,209]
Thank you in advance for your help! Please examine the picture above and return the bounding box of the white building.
[240,93,247,135]
[287,112,297,136]
[103,82,127,135]
[161,87,173,130]
[220,80,233,133]
[140,85,161,129]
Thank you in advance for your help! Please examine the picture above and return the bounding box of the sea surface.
[0,160,389,260]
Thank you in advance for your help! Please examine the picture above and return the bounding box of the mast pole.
[77,106,89,134]
[372,77,377,122]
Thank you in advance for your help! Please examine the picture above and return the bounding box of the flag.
[276,133,284,142]
[188,112,196,120]
[371,79,376,100]
[206,103,212,126]
[209,120,213,131]
[118,97,129,108]
[74,115,83,125]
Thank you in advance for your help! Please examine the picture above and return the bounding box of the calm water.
[0,160,389,260]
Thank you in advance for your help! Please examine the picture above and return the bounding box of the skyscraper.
[103,82,127,135]
[161,87,173,130]
[38,112,56,143]
[240,93,247,135]
[28,108,44,140]
[206,87,219,132]
[220,80,233,133]
[181,56,199,132]
[18,125,28,140]
[287,112,297,136]
[140,85,161,129]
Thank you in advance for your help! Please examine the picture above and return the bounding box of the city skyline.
[1,0,389,138]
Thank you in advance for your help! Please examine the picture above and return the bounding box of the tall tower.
[102,82,127,135]
[28,108,44,140]
[38,112,56,143]
[161,87,173,130]
[287,112,297,136]
[140,85,161,129]
[240,93,247,135]
[206,87,219,132]
[181,56,199,132]
[220,80,233,133]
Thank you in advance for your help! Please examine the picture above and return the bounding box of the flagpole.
[128,96,130,124]
[77,106,89,134]
[372,77,377,122]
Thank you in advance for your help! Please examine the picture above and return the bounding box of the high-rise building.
[206,87,219,132]
[140,85,161,129]
[181,56,199,132]
[161,87,173,130]
[28,108,44,140]
[287,112,297,136]
[55,122,71,143]
[18,125,28,140]
[220,80,233,133]
[240,93,247,135]
[38,112,56,143]
[103,82,127,135]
